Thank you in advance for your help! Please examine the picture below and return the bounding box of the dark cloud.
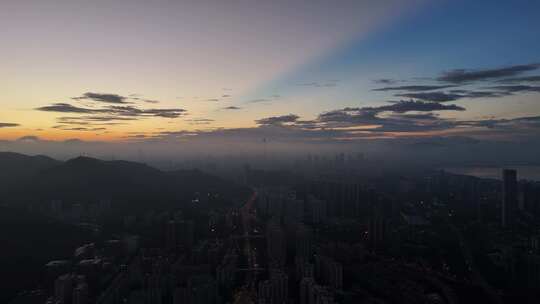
[460,116,540,138]
[376,100,465,113]
[53,126,107,131]
[469,115,540,128]
[36,103,101,113]
[245,110,456,136]
[496,75,540,83]
[373,78,398,85]
[390,113,440,120]
[57,116,136,125]
[367,65,540,110]
[314,108,459,133]
[315,100,461,125]
[134,107,187,118]
[373,85,455,92]
[72,92,129,104]
[38,103,186,119]
[487,85,540,93]
[370,64,540,108]
[437,63,540,83]
[256,114,299,125]
[223,106,241,110]
[301,99,468,133]
[457,91,508,98]
[397,92,464,102]
[396,90,512,102]
[36,100,186,133]
[131,97,160,104]
[0,122,20,128]
[317,108,369,124]
[148,124,376,143]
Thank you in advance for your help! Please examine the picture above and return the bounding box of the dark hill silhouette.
[0,153,249,208]
[0,152,60,201]
[32,156,166,202]
[0,152,59,183]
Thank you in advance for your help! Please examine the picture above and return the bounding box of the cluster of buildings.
[43,236,139,304]
[11,164,540,303]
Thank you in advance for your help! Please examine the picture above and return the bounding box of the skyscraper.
[258,269,288,304]
[266,220,286,267]
[502,169,518,228]
[54,274,74,304]
[295,224,313,260]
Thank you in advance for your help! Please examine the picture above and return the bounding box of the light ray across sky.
[1,0,540,148]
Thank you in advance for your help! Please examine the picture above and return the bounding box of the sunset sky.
[2,0,540,145]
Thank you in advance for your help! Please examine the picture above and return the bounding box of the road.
[239,190,260,288]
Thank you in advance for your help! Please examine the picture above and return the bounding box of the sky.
[1,0,540,159]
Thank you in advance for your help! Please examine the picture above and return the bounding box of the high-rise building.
[295,224,313,260]
[217,250,238,291]
[314,255,343,290]
[284,195,304,224]
[502,169,518,228]
[72,282,88,304]
[300,277,315,304]
[307,196,327,224]
[165,220,177,250]
[185,275,220,304]
[54,274,74,304]
[166,219,195,250]
[266,220,286,266]
[299,277,336,304]
[522,181,540,216]
[258,269,288,304]
[173,287,190,304]
[179,220,195,248]
[368,206,386,251]
[295,257,314,281]
[258,280,272,303]
[51,199,63,217]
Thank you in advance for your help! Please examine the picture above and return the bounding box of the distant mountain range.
[0,152,249,207]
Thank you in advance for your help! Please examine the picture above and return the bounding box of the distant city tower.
[502,169,518,228]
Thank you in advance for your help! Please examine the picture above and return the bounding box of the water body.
[443,166,540,182]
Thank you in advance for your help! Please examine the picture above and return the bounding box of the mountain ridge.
[0,152,249,207]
